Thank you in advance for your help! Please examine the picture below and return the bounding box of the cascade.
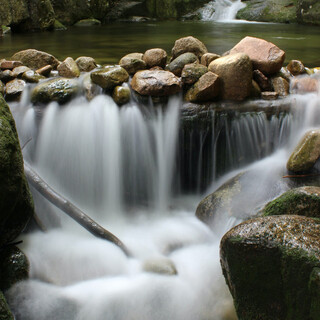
[6,78,320,319]
[200,0,246,21]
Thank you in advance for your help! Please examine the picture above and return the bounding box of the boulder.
[287,59,306,76]
[167,52,198,76]
[31,77,80,104]
[253,69,272,91]
[287,129,320,173]
[112,86,131,105]
[5,79,26,101]
[22,70,45,83]
[229,36,285,75]
[0,60,23,70]
[0,246,29,291]
[0,94,34,246]
[0,0,29,27]
[119,53,146,75]
[171,36,208,60]
[220,215,320,320]
[11,49,59,70]
[200,53,220,67]
[271,76,289,96]
[91,66,129,90]
[75,56,97,72]
[131,69,181,96]
[181,63,208,85]
[291,76,319,94]
[208,53,252,101]
[0,291,14,320]
[143,48,167,69]
[57,57,81,78]
[74,18,101,26]
[185,71,220,103]
[262,186,320,218]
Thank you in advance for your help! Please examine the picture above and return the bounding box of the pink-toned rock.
[143,48,167,69]
[0,60,23,70]
[57,57,80,78]
[171,36,208,60]
[291,76,319,94]
[131,69,181,96]
[185,71,220,102]
[230,36,285,75]
[208,53,252,101]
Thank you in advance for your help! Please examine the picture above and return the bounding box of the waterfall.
[200,0,246,21]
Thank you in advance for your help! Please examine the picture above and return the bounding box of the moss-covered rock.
[0,291,14,320]
[167,52,198,77]
[181,63,208,85]
[0,94,34,246]
[31,77,80,104]
[0,246,29,291]
[262,186,320,218]
[220,215,320,320]
[297,0,320,25]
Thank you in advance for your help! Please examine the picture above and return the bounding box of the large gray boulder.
[0,94,34,246]
[221,215,320,320]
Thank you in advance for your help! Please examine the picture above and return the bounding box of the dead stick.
[24,161,131,257]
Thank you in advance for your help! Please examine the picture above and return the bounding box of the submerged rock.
[167,52,198,77]
[262,186,320,218]
[0,94,34,246]
[171,36,208,60]
[220,215,320,320]
[91,66,129,90]
[143,48,167,69]
[287,129,320,173]
[11,49,59,70]
[131,69,181,96]
[229,36,285,75]
[31,77,80,104]
[57,57,81,78]
[208,53,252,101]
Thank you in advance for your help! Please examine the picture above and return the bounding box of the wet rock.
[0,246,29,291]
[91,66,129,90]
[112,86,131,105]
[167,52,198,77]
[143,48,167,69]
[0,60,23,70]
[0,94,34,246]
[0,291,14,320]
[11,49,59,70]
[250,80,261,98]
[229,36,285,75]
[0,70,14,83]
[261,91,279,100]
[220,215,320,320]
[208,53,252,101]
[131,69,181,96]
[22,70,45,83]
[291,76,319,94]
[185,71,220,103]
[82,73,101,101]
[119,53,146,75]
[74,18,101,26]
[143,257,177,275]
[57,57,80,78]
[0,81,4,96]
[36,65,53,77]
[253,69,271,91]
[12,66,31,78]
[287,129,320,173]
[287,59,306,76]
[181,63,208,85]
[271,76,289,96]
[171,36,208,60]
[75,56,97,72]
[262,186,320,218]
[5,79,26,101]
[200,53,220,67]
[31,77,80,104]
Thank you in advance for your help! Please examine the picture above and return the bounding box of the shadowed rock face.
[220,215,320,320]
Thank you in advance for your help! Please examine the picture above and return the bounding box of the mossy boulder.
[31,77,80,104]
[0,246,29,291]
[287,129,320,173]
[0,291,14,320]
[220,215,320,320]
[262,186,320,218]
[0,94,34,246]
[91,66,129,90]
[181,63,208,85]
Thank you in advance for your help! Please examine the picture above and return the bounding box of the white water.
[6,76,320,320]
[200,0,246,21]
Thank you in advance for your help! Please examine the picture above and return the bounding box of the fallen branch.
[24,162,131,257]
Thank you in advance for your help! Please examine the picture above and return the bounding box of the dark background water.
[1,21,319,67]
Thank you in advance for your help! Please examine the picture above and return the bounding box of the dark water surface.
[0,20,319,66]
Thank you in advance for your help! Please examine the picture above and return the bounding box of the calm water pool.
[0,20,319,67]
